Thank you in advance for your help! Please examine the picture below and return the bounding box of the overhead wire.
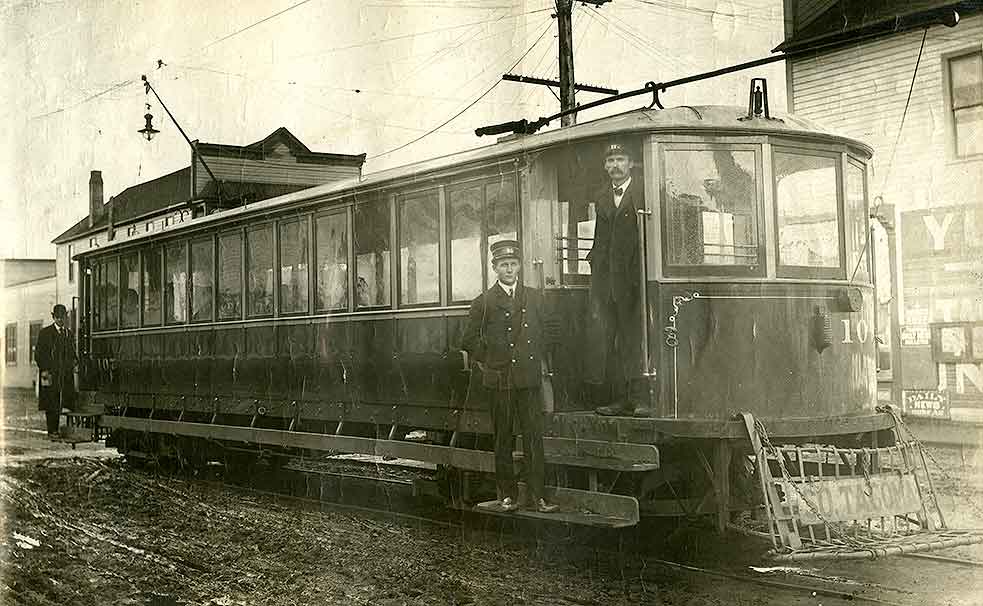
[849,27,928,283]
[201,0,317,50]
[372,19,554,159]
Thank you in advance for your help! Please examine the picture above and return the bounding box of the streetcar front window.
[663,147,760,271]
[845,161,870,283]
[774,150,843,277]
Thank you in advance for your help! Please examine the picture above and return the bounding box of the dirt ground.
[2,388,983,605]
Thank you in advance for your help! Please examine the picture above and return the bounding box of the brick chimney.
[88,170,104,228]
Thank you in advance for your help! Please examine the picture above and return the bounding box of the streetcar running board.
[474,483,640,528]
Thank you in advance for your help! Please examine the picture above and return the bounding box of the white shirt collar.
[497,281,516,297]
[613,176,632,208]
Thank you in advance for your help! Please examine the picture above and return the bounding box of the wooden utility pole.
[557,0,576,126]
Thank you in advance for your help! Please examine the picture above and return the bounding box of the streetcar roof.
[77,105,872,257]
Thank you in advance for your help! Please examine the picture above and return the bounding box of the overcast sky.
[1,0,787,259]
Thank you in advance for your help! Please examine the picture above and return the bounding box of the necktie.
[614,187,624,197]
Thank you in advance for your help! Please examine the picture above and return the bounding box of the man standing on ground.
[35,304,77,439]
[587,142,652,417]
[462,240,558,513]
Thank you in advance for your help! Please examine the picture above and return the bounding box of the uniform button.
[507,327,512,331]
[509,343,514,348]
[529,355,534,360]
[527,339,531,344]
[523,323,528,327]
[521,308,526,313]
[511,359,516,364]
[505,312,510,317]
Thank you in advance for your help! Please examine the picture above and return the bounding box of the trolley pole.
[557,0,576,126]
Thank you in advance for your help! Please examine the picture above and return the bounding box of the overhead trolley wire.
[372,20,554,160]
[201,0,318,50]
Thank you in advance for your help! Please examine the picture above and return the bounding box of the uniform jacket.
[587,180,643,302]
[35,323,77,412]
[462,283,548,390]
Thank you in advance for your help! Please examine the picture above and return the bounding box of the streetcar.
[72,81,973,560]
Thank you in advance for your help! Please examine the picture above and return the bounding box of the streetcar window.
[165,242,188,324]
[774,151,843,276]
[354,200,391,308]
[485,178,517,288]
[399,190,439,306]
[315,212,349,312]
[92,261,103,330]
[191,238,214,322]
[104,257,119,329]
[120,252,140,328]
[143,246,162,326]
[279,218,309,314]
[663,148,760,269]
[845,161,870,283]
[246,225,275,317]
[448,184,482,301]
[217,232,243,320]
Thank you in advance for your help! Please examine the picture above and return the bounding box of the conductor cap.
[490,239,521,263]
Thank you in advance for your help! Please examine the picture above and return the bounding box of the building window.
[845,161,870,283]
[165,242,188,324]
[143,247,162,326]
[663,148,760,270]
[246,225,274,316]
[354,200,391,309]
[315,212,348,312]
[774,150,843,277]
[447,177,517,302]
[217,232,243,320]
[6,323,17,365]
[29,321,42,365]
[120,252,141,328]
[68,244,75,283]
[191,238,214,322]
[948,50,983,158]
[398,191,440,306]
[279,218,309,314]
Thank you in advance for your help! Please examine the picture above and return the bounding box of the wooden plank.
[475,483,639,528]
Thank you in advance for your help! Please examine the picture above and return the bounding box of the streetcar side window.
[143,246,162,326]
[315,212,349,312]
[845,160,870,283]
[484,177,517,288]
[662,146,762,274]
[246,225,275,317]
[165,242,188,324]
[92,261,104,330]
[120,252,140,328]
[279,218,310,314]
[217,232,243,320]
[354,199,391,309]
[773,150,844,278]
[191,237,214,322]
[448,183,482,301]
[398,190,440,306]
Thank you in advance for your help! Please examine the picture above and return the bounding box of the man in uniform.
[35,304,77,439]
[462,240,558,513]
[587,142,652,417]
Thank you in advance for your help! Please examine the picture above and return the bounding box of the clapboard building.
[780,0,983,421]
[53,128,366,333]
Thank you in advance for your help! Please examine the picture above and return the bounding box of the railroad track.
[127,452,957,606]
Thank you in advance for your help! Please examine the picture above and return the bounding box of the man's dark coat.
[587,181,643,302]
[461,283,547,390]
[34,324,77,413]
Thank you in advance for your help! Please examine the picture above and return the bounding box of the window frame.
[397,188,442,309]
[772,144,847,280]
[141,245,163,328]
[118,250,142,329]
[190,235,216,323]
[845,156,872,285]
[314,206,353,314]
[216,228,245,322]
[942,45,983,161]
[164,240,189,326]
[5,322,17,366]
[277,215,312,317]
[245,222,276,318]
[352,196,394,311]
[659,142,767,278]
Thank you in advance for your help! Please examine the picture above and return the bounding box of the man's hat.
[603,141,631,158]
[490,239,521,263]
[52,304,67,317]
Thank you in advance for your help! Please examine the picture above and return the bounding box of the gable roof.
[53,167,191,244]
[776,0,974,53]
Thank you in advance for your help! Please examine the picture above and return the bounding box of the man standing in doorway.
[462,240,558,513]
[35,304,77,439]
[587,142,651,417]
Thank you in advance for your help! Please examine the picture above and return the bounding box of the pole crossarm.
[141,75,223,202]
[502,73,618,95]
